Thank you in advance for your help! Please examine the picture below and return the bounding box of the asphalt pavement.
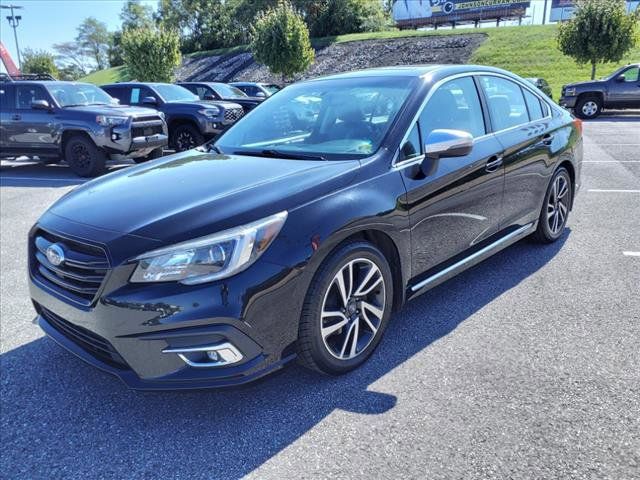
[1,112,639,479]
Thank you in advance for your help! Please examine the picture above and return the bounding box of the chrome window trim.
[393,71,554,169]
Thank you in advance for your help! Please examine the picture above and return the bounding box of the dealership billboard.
[392,0,531,26]
[550,0,639,21]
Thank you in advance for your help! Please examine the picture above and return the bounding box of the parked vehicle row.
[0,75,277,176]
[28,65,583,389]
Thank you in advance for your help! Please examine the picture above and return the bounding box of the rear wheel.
[133,147,163,164]
[297,241,393,375]
[64,135,106,177]
[575,95,602,119]
[531,167,572,243]
[171,124,205,152]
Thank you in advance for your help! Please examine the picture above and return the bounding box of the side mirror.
[254,91,266,98]
[615,74,626,83]
[203,93,216,101]
[31,99,51,110]
[425,129,474,159]
[142,96,157,105]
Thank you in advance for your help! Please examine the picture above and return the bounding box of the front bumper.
[559,95,578,109]
[29,221,304,390]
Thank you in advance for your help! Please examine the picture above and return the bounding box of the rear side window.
[15,85,49,110]
[479,76,530,131]
[103,86,128,105]
[0,86,13,110]
[420,76,486,139]
[523,88,544,121]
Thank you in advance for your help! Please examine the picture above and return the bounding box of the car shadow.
[586,110,640,122]
[0,232,569,478]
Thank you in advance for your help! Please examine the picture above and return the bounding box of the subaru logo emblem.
[45,243,65,267]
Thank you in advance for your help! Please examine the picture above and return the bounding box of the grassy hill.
[82,24,640,98]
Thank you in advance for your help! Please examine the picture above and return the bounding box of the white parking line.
[588,189,640,193]
[0,176,81,182]
[623,251,640,257]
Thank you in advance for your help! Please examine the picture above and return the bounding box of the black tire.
[133,146,163,164]
[531,167,573,243]
[297,241,394,375]
[64,135,107,177]
[574,95,602,120]
[170,124,205,152]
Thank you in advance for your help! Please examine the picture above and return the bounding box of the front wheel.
[297,241,393,375]
[171,124,205,152]
[64,135,106,177]
[575,96,602,119]
[531,167,572,243]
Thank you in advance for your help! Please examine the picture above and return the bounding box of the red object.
[573,118,583,136]
[0,41,21,76]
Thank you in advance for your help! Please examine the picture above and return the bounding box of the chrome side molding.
[410,223,535,293]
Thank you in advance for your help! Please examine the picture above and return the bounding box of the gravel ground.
[0,113,639,479]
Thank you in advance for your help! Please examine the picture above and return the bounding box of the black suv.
[178,82,263,113]
[0,75,168,177]
[101,82,244,151]
[560,63,640,119]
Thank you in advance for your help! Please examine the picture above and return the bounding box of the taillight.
[573,118,583,136]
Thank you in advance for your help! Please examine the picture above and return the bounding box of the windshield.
[213,83,248,99]
[46,83,114,107]
[154,84,199,103]
[216,77,416,160]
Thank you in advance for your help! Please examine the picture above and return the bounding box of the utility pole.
[542,0,549,25]
[1,4,23,69]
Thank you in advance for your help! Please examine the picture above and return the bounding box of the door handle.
[485,155,503,172]
[11,114,21,121]
[542,133,554,145]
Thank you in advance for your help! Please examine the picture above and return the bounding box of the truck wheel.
[171,124,205,152]
[575,96,602,119]
[133,147,163,164]
[64,135,107,177]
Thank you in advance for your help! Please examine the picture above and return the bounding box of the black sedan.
[30,65,583,390]
[178,81,264,113]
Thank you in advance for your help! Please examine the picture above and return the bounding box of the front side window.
[153,84,199,103]
[212,83,246,99]
[620,67,639,82]
[16,85,49,109]
[420,76,486,139]
[216,76,417,160]
[479,76,530,131]
[399,123,422,162]
[46,83,113,107]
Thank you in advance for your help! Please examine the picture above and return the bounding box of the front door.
[608,66,640,108]
[400,76,505,277]
[13,84,57,153]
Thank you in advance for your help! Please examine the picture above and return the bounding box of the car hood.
[164,100,241,110]
[48,151,360,244]
[63,104,160,117]
[563,79,601,89]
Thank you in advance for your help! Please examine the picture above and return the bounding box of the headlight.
[96,115,129,126]
[564,87,577,96]
[130,211,288,284]
[198,107,221,117]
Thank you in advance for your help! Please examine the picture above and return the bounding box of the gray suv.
[0,75,168,177]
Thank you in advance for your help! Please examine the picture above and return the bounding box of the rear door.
[400,75,505,276]
[477,74,553,229]
[608,66,640,108]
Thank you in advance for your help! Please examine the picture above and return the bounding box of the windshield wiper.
[233,149,325,161]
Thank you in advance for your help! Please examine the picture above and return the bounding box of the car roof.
[9,81,94,87]
[101,82,175,88]
[314,65,516,81]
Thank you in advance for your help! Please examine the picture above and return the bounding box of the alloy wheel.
[320,258,386,360]
[547,174,569,235]
[176,131,197,151]
[71,143,91,170]
[581,101,598,117]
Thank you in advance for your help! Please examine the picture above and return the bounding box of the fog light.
[162,341,243,368]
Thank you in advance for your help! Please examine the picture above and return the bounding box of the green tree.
[251,1,314,81]
[76,17,111,70]
[308,0,389,37]
[53,41,91,75]
[21,49,59,77]
[121,27,181,82]
[120,0,155,31]
[57,63,86,81]
[558,0,639,80]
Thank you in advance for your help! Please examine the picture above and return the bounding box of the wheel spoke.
[340,322,356,358]
[552,179,558,202]
[321,316,349,339]
[349,318,359,357]
[361,309,378,334]
[361,301,383,320]
[354,265,382,296]
[334,268,349,308]
[557,180,568,199]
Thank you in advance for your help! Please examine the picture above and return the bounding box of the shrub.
[21,49,59,77]
[121,27,181,82]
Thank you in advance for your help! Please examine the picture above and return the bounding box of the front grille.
[40,307,128,369]
[131,117,164,138]
[31,230,109,306]
[224,107,244,123]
